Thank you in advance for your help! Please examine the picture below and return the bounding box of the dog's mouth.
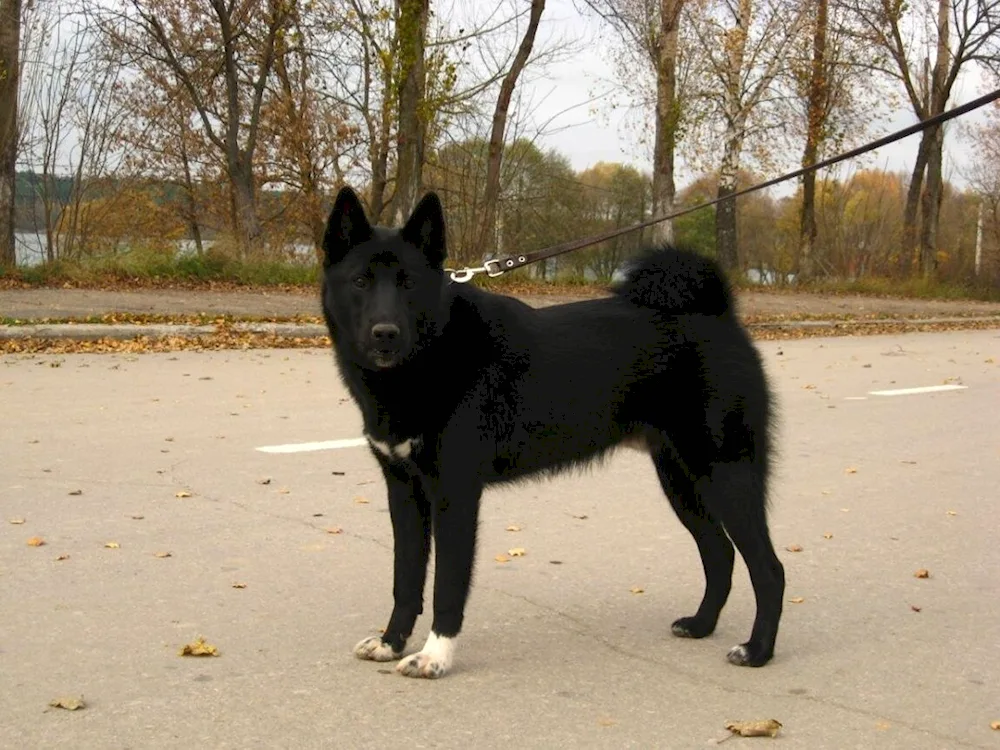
[369,349,402,369]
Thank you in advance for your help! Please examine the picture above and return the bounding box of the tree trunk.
[650,0,684,246]
[229,155,262,256]
[478,0,545,257]
[0,0,20,268]
[919,123,944,278]
[917,0,949,280]
[714,0,751,273]
[390,0,429,227]
[797,0,827,281]
[715,139,742,272]
[900,131,931,276]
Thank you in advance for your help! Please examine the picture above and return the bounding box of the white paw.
[727,644,750,665]
[395,632,455,679]
[354,635,400,662]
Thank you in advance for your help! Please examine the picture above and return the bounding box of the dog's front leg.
[355,464,431,662]
[396,475,483,679]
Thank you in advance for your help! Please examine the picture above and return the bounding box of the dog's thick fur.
[321,187,785,678]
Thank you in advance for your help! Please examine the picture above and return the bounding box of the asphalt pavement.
[2,330,999,749]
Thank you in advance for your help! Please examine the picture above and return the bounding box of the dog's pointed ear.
[323,187,372,266]
[401,192,447,268]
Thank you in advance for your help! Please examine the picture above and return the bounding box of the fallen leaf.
[9,517,25,524]
[845,467,857,474]
[802,384,816,389]
[910,605,922,612]
[990,720,1000,730]
[725,719,782,738]
[130,515,144,520]
[153,551,172,558]
[179,637,219,657]
[325,526,343,535]
[27,536,45,547]
[598,718,617,728]
[175,490,192,498]
[946,510,957,516]
[823,532,834,539]
[104,541,120,549]
[549,560,563,565]
[68,489,82,496]
[505,524,522,532]
[629,586,645,594]
[48,696,85,711]
[789,596,805,604]
[55,554,70,561]
[840,508,850,513]
[508,547,526,557]
[572,514,588,520]
[353,495,370,504]
[875,720,892,731]
[331,470,346,476]
[914,568,930,579]
[785,544,803,552]
[232,582,246,589]
[277,488,290,494]
[494,554,510,563]
[986,358,995,364]
[257,478,272,485]
[821,489,832,495]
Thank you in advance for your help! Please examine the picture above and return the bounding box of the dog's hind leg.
[355,465,431,662]
[653,449,735,641]
[396,475,483,679]
[693,462,785,667]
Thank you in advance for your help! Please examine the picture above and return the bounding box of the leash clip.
[446,259,504,283]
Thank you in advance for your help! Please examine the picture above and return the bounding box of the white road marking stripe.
[256,437,367,454]
[869,384,967,397]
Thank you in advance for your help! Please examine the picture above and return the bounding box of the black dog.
[321,187,784,678]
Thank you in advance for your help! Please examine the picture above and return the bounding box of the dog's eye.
[353,275,369,289]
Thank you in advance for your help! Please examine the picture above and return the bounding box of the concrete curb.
[2,316,1000,342]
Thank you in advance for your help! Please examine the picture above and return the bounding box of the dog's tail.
[613,246,734,316]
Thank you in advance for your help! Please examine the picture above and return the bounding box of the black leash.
[446,88,1000,283]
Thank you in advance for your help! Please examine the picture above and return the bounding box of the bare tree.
[388,0,430,226]
[0,0,20,267]
[477,0,545,256]
[684,0,805,272]
[98,0,291,256]
[844,0,1000,277]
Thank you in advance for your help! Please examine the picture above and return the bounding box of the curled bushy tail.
[613,246,734,316]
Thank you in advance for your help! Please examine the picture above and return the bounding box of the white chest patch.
[366,434,422,462]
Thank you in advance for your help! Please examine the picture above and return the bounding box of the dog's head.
[321,186,450,370]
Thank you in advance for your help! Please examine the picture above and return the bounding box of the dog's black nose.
[371,323,400,342]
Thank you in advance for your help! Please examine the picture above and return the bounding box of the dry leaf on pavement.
[823,533,833,539]
[153,551,172,558]
[845,467,857,474]
[179,637,219,657]
[48,696,86,711]
[104,541,120,549]
[505,524,522,532]
[508,547,526,557]
[325,526,343,534]
[789,596,805,603]
[68,489,82,495]
[27,536,45,547]
[989,721,1000,730]
[353,495,370,504]
[630,586,645,594]
[232,582,247,589]
[55,554,70,561]
[495,554,510,563]
[9,518,25,524]
[914,568,930,579]
[725,719,782,738]
[175,490,192,498]
[785,544,803,552]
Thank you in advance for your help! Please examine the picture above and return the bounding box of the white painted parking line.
[257,437,367,454]
[869,384,967,397]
